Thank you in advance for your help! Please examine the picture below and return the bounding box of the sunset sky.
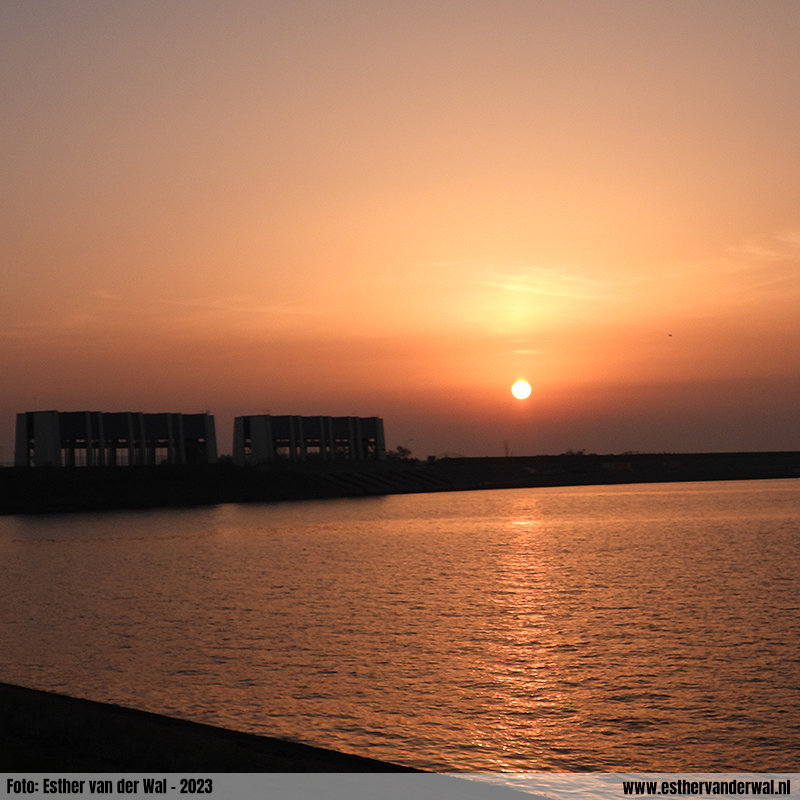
[3,0,800,460]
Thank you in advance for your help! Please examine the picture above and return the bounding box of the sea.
[0,478,798,773]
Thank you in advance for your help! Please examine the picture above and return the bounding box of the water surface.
[1,479,798,771]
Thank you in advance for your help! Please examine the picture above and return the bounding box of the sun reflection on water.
[0,482,798,771]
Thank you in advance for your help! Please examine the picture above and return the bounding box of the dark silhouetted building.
[233,415,385,465]
[14,411,217,467]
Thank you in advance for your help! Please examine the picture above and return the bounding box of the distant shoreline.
[1,451,799,515]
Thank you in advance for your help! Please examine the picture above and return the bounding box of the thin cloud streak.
[3,1,800,455]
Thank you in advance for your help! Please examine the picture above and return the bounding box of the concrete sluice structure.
[233,415,385,465]
[15,410,217,467]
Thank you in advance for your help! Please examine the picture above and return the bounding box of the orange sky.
[3,0,800,460]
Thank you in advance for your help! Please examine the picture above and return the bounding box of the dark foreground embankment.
[1,451,799,514]
[0,682,416,772]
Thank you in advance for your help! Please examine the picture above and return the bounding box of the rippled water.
[1,479,798,771]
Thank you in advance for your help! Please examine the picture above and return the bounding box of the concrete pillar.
[324,415,332,460]
[322,416,333,461]
[251,415,274,464]
[165,414,174,464]
[134,414,146,465]
[377,417,386,460]
[233,416,245,466]
[96,412,106,466]
[288,416,299,462]
[351,417,363,461]
[296,416,307,461]
[14,413,30,467]
[83,411,94,467]
[204,414,218,464]
[368,417,386,460]
[175,414,186,465]
[126,413,133,465]
[31,411,62,467]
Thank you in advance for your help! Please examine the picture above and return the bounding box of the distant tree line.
[386,445,415,461]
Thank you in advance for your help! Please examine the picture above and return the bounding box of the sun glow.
[511,380,532,399]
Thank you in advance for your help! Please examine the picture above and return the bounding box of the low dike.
[1,452,799,514]
[0,682,415,772]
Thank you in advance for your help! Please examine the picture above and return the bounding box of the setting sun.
[2,1,800,461]
[511,380,532,400]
